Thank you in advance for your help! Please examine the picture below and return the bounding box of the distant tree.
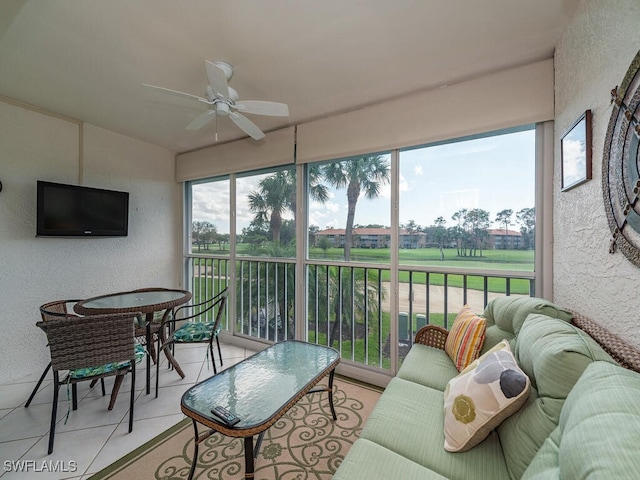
[280,219,296,245]
[192,220,217,251]
[321,155,390,261]
[516,207,535,250]
[241,220,270,247]
[402,220,420,249]
[452,209,469,256]
[466,208,490,256]
[432,216,448,260]
[495,209,514,249]
[308,224,319,247]
[359,223,385,228]
[217,233,229,251]
[318,236,332,256]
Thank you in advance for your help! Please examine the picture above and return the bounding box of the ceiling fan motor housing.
[216,102,230,116]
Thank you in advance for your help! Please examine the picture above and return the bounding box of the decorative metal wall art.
[603,50,640,266]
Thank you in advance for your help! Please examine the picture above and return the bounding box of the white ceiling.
[0,0,581,154]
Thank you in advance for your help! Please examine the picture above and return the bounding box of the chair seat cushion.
[173,321,220,342]
[69,344,145,379]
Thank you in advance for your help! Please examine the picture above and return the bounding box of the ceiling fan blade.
[141,83,211,104]
[229,112,265,140]
[233,100,289,117]
[185,110,216,130]
[205,61,229,99]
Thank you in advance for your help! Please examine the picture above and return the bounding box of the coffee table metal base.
[187,370,337,480]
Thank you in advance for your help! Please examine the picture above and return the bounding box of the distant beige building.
[313,227,523,250]
[314,228,427,249]
[487,229,522,249]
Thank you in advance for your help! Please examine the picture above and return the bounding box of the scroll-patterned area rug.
[90,378,382,480]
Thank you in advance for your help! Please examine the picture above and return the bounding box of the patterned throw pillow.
[445,305,487,371]
[443,340,530,452]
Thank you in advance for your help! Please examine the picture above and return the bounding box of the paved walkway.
[383,281,522,316]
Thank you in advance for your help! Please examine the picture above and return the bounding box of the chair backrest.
[174,288,228,328]
[40,299,82,321]
[36,312,137,371]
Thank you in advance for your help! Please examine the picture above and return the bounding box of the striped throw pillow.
[445,305,487,371]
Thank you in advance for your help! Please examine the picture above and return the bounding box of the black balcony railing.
[186,255,535,371]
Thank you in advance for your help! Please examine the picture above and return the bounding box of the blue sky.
[193,128,535,234]
[309,129,535,231]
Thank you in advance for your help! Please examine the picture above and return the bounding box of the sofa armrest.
[414,325,449,350]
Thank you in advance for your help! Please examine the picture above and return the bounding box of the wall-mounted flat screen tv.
[36,181,129,237]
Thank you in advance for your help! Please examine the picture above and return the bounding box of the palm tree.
[249,166,329,244]
[248,170,295,243]
[308,264,385,350]
[321,155,390,261]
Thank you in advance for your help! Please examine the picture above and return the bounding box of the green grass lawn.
[193,244,534,270]
[191,245,534,295]
[310,246,534,270]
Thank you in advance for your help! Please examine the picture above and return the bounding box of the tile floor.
[0,342,256,479]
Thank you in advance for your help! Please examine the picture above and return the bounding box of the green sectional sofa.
[333,296,640,479]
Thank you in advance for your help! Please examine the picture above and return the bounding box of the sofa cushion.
[361,377,510,480]
[497,314,616,479]
[522,361,640,479]
[480,296,573,354]
[444,305,487,371]
[333,439,449,480]
[443,340,530,452]
[397,343,460,391]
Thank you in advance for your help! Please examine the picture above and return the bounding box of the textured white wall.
[554,0,640,346]
[0,101,182,384]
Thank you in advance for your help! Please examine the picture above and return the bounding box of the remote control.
[211,405,241,426]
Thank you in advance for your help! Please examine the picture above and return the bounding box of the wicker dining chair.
[26,300,85,408]
[155,288,228,397]
[37,312,139,454]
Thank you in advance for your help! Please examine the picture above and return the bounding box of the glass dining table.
[74,288,192,394]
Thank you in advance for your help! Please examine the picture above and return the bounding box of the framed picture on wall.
[561,109,592,191]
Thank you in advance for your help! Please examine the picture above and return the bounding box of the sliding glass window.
[396,127,536,333]
[184,125,541,379]
[186,177,231,330]
[236,167,296,259]
[307,153,391,263]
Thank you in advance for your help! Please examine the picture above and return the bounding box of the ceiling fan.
[142,60,289,141]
